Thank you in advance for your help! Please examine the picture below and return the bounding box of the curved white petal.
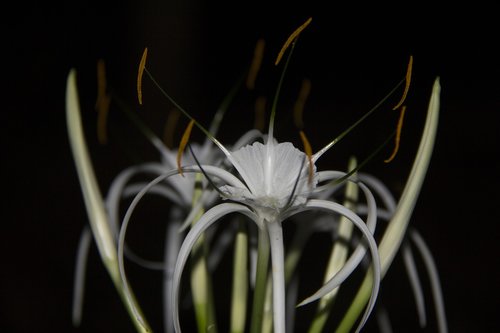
[116,163,248,328]
[358,173,397,213]
[118,170,183,329]
[106,162,184,236]
[295,199,381,333]
[171,203,258,332]
[402,242,427,327]
[410,229,448,333]
[72,226,92,326]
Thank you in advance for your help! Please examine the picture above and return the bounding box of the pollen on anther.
[95,59,111,145]
[385,105,407,163]
[275,17,312,66]
[246,39,265,90]
[293,78,311,129]
[163,108,181,149]
[254,96,267,131]
[177,119,195,176]
[392,55,413,110]
[299,130,314,184]
[137,47,148,105]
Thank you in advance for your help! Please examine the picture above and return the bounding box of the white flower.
[220,140,317,222]
[160,127,382,333]
[67,17,441,331]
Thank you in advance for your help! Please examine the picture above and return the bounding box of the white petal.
[171,203,257,332]
[295,199,381,333]
[231,141,313,199]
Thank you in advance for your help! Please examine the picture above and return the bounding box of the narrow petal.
[118,171,182,330]
[72,226,92,326]
[172,203,257,332]
[297,199,381,332]
[376,306,393,333]
[163,212,183,333]
[410,229,448,333]
[402,242,427,327]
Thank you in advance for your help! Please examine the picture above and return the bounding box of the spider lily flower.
[133,19,418,333]
[68,15,440,332]
[116,38,382,333]
[164,78,440,333]
[157,38,384,331]
[164,135,381,333]
[68,59,262,332]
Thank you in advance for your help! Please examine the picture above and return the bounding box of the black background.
[5,1,499,332]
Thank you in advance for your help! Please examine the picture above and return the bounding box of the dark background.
[5,1,499,332]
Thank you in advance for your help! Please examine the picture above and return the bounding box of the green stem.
[230,221,249,333]
[190,174,218,333]
[250,228,271,333]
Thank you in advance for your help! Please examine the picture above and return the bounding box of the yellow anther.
[163,108,181,149]
[275,17,312,66]
[137,47,148,105]
[385,105,407,163]
[254,96,267,131]
[299,130,314,184]
[95,59,111,145]
[293,78,311,129]
[177,119,195,176]
[392,55,413,110]
[246,39,265,90]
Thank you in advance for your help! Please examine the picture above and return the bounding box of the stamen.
[137,47,148,105]
[284,157,306,209]
[328,132,396,187]
[275,17,312,66]
[293,78,311,129]
[269,17,312,140]
[187,144,229,198]
[95,59,111,145]
[299,130,314,184]
[254,96,267,131]
[163,108,181,149]
[177,119,195,176]
[384,105,407,163]
[392,55,413,110]
[141,64,233,158]
[246,39,265,90]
